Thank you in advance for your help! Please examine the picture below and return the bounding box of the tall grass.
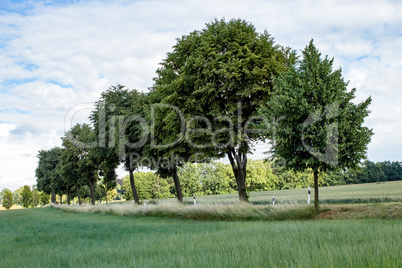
[0,207,401,267]
[51,202,316,221]
[51,201,402,221]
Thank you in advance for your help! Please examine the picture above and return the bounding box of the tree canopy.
[260,40,373,211]
[152,18,295,201]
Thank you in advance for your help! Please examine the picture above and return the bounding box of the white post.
[144,200,147,206]
[272,196,275,205]
[307,187,311,204]
[193,194,196,205]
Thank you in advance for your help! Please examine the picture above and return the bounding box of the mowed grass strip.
[0,207,401,268]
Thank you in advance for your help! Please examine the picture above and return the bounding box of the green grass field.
[0,207,401,268]
[181,180,402,204]
[1,182,401,267]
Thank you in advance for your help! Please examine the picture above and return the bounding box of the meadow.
[181,180,402,204]
[0,207,401,268]
[0,181,401,267]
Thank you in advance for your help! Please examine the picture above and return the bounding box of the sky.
[1,0,401,191]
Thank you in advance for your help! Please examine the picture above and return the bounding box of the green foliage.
[40,192,50,206]
[260,40,373,211]
[199,163,237,195]
[151,18,296,201]
[261,40,373,174]
[2,189,13,209]
[35,147,65,202]
[12,188,21,205]
[116,159,402,200]
[245,160,276,191]
[123,172,172,200]
[60,126,87,202]
[21,185,32,208]
[31,185,40,208]
[95,185,106,203]
[321,160,402,185]
[0,188,7,203]
[106,188,117,202]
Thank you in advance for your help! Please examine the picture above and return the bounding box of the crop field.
[0,182,401,268]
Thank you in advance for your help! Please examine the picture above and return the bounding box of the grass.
[51,202,318,221]
[1,182,400,267]
[0,207,401,267]
[51,202,402,221]
[180,181,402,205]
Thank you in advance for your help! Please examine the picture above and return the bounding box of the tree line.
[32,18,374,211]
[121,160,402,201]
[3,159,400,209]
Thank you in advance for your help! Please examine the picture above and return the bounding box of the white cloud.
[1,0,402,190]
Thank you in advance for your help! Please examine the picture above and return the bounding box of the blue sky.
[1,0,402,190]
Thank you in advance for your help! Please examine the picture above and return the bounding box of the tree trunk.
[129,167,140,204]
[172,163,183,203]
[227,147,248,202]
[59,194,63,205]
[51,189,56,204]
[77,186,82,205]
[67,188,71,205]
[88,179,95,205]
[314,171,319,213]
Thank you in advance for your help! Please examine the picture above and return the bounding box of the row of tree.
[4,159,400,209]
[35,18,373,211]
[0,185,46,209]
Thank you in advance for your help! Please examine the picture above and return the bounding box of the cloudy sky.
[1,0,401,190]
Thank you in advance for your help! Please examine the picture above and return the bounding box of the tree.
[77,125,99,205]
[260,40,373,212]
[36,147,65,203]
[13,189,21,205]
[146,89,200,203]
[31,185,40,208]
[61,125,92,205]
[90,85,146,204]
[123,172,172,200]
[21,185,32,208]
[152,18,295,201]
[0,188,7,203]
[40,192,50,206]
[62,123,101,205]
[106,188,117,202]
[2,189,13,209]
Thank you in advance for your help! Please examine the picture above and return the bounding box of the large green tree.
[146,89,213,203]
[152,18,295,201]
[91,85,147,204]
[36,147,65,203]
[73,124,101,205]
[260,40,373,212]
[61,125,92,205]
